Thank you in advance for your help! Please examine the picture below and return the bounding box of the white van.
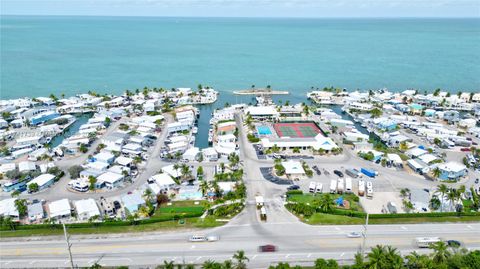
[189,235,207,242]
[309,182,317,193]
[315,183,323,193]
[345,178,352,193]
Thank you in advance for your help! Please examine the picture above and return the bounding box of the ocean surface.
[1,16,480,102]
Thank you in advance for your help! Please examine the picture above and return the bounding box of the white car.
[347,232,362,238]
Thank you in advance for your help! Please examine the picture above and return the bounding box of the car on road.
[475,178,479,184]
[259,244,277,252]
[334,170,344,177]
[447,240,461,247]
[206,235,220,242]
[287,185,300,191]
[347,232,362,238]
[461,148,471,152]
[189,235,208,242]
[113,201,121,210]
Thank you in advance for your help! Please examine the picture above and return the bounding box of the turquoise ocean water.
[1,16,479,102]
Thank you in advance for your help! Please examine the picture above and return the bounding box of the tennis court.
[273,122,321,138]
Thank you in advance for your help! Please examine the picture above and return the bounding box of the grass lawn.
[153,201,206,218]
[288,193,363,212]
[301,213,480,225]
[0,216,222,238]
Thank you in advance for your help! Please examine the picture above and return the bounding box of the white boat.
[192,127,198,134]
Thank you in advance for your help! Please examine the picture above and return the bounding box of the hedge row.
[287,202,480,219]
[1,212,203,231]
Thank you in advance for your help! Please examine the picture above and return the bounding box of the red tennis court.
[273,122,321,138]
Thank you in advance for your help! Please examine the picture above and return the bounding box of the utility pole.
[361,213,369,258]
[63,223,74,269]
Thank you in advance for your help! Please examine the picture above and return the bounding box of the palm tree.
[429,195,441,211]
[173,163,180,176]
[457,185,466,199]
[400,188,410,199]
[436,184,448,198]
[430,241,451,264]
[222,260,233,269]
[432,167,441,178]
[199,180,209,197]
[384,245,402,267]
[367,245,386,269]
[232,250,249,269]
[180,164,191,181]
[228,153,240,169]
[143,188,153,202]
[446,188,458,212]
[163,260,175,269]
[315,194,335,213]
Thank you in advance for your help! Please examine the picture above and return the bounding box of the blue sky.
[2,0,479,17]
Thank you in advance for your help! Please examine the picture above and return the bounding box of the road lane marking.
[340,253,345,257]
[285,254,290,258]
[335,227,341,231]
[307,253,312,258]
[196,257,202,261]
[252,255,257,260]
[401,226,407,230]
[29,261,36,265]
[467,225,473,229]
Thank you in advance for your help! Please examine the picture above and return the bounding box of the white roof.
[183,147,200,158]
[418,154,439,164]
[387,154,402,164]
[0,198,19,217]
[74,199,100,218]
[170,135,188,143]
[202,147,218,156]
[0,163,16,174]
[282,160,305,175]
[97,171,124,184]
[123,143,142,151]
[115,156,133,166]
[87,161,109,171]
[18,161,36,172]
[439,162,467,173]
[214,144,237,155]
[28,173,55,187]
[218,134,236,140]
[246,106,278,116]
[407,159,425,169]
[94,151,115,162]
[407,147,427,157]
[161,165,182,178]
[48,199,71,218]
[217,182,234,193]
[148,183,161,194]
[150,173,176,186]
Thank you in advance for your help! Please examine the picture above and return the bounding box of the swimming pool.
[257,126,272,135]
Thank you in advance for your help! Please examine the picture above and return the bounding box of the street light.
[361,213,369,258]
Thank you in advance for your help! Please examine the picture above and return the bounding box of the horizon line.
[1,14,479,19]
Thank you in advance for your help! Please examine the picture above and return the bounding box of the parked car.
[333,170,344,177]
[461,148,471,152]
[113,201,121,210]
[259,244,277,252]
[447,240,462,247]
[287,185,300,191]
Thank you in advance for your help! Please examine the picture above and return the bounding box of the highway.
[1,221,480,268]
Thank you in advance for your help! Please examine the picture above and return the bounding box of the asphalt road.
[1,222,479,268]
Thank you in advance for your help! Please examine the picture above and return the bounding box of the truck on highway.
[346,168,360,178]
[345,177,353,193]
[309,182,317,193]
[358,180,365,196]
[361,168,377,178]
[337,178,344,194]
[315,183,323,193]
[329,179,337,194]
[415,237,441,248]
